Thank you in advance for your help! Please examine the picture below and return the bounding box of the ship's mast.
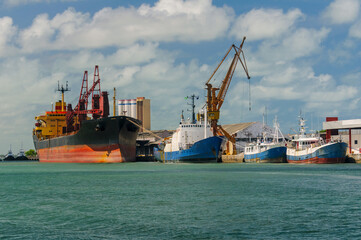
[113,87,116,116]
[186,94,199,124]
[57,81,70,112]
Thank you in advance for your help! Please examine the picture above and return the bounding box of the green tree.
[25,149,37,157]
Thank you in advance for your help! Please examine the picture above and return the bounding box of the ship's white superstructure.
[164,118,213,153]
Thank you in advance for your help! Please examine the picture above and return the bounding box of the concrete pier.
[221,153,244,163]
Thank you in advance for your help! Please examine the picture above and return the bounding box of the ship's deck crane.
[205,37,250,154]
[66,65,109,132]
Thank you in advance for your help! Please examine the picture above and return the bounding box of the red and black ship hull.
[33,116,140,163]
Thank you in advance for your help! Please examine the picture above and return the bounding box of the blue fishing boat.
[244,117,286,163]
[244,142,287,163]
[287,117,347,164]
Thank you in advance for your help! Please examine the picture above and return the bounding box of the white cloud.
[349,19,361,38]
[140,0,214,16]
[252,66,343,102]
[16,0,233,53]
[322,0,360,24]
[281,28,330,59]
[230,8,304,41]
[247,27,330,68]
[225,58,359,126]
[3,0,43,7]
[3,0,77,7]
[18,14,55,52]
[0,17,17,56]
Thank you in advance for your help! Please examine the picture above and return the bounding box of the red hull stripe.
[287,157,345,164]
[38,144,136,163]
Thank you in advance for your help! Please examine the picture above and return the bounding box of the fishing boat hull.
[287,142,348,164]
[33,116,140,163]
[244,146,287,163]
[154,136,224,163]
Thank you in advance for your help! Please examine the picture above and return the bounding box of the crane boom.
[205,37,250,154]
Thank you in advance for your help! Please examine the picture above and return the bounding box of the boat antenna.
[186,94,199,124]
[57,81,70,112]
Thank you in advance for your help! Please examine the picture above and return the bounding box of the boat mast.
[186,94,199,124]
[57,81,70,112]
[113,87,116,116]
[204,107,207,139]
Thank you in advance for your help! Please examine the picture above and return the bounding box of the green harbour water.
[1,162,361,239]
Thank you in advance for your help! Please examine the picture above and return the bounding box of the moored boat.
[15,148,29,160]
[3,147,15,161]
[286,117,347,164]
[154,105,224,163]
[244,142,287,163]
[33,66,140,163]
[244,117,286,163]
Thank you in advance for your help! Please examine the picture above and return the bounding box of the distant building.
[221,122,282,153]
[323,117,361,153]
[118,97,151,132]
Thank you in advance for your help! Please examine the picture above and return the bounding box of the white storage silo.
[130,99,137,119]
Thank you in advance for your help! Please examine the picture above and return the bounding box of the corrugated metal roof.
[221,122,257,135]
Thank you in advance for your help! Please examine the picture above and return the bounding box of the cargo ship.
[286,117,347,164]
[33,66,140,163]
[244,117,286,163]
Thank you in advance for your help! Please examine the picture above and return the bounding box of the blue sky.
[0,0,360,154]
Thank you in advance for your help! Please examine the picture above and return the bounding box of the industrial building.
[323,117,361,153]
[118,97,151,132]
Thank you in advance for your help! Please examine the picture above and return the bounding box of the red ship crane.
[205,37,250,154]
[66,65,109,132]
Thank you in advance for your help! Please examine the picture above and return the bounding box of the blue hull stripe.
[244,146,287,162]
[154,136,223,163]
[287,142,348,161]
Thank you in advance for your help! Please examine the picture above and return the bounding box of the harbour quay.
[135,116,361,164]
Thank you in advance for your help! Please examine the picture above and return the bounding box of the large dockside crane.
[206,37,250,154]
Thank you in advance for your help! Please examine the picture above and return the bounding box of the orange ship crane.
[206,37,250,153]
